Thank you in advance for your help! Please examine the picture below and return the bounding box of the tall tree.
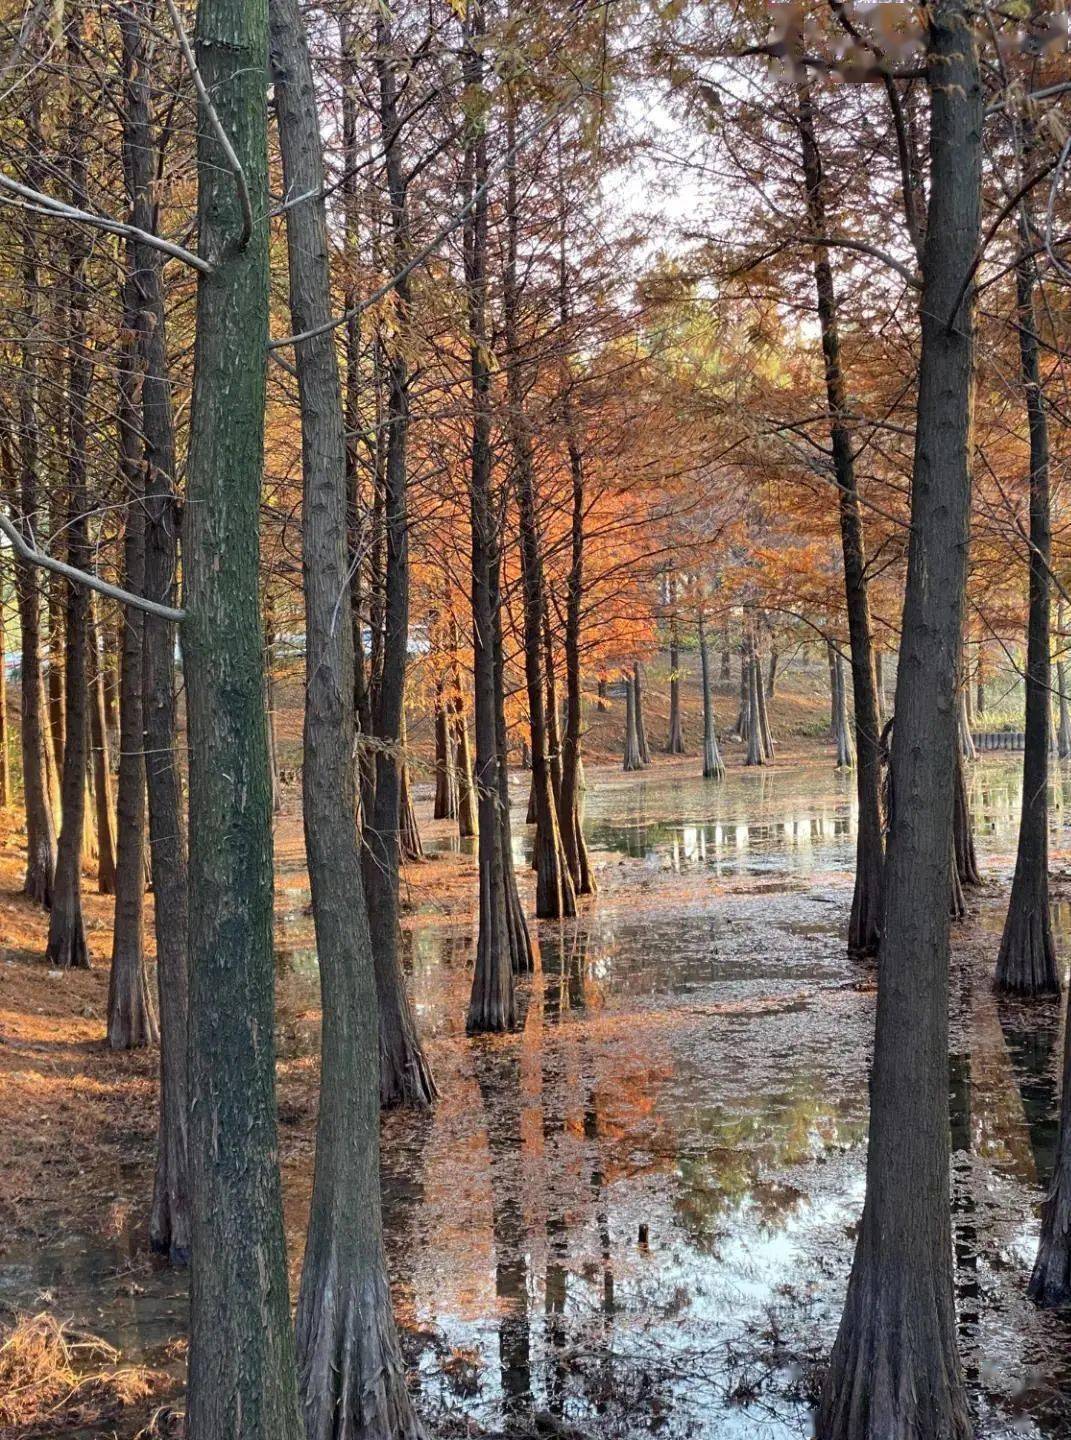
[817,3,980,1432]
[181,0,303,1426]
[796,81,884,955]
[120,0,191,1263]
[270,0,426,1428]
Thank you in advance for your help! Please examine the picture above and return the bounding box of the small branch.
[0,511,185,621]
[0,168,211,273]
[798,233,921,289]
[164,0,253,249]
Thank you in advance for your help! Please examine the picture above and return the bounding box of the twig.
[0,169,211,273]
[0,511,185,621]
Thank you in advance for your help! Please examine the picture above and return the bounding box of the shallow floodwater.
[6,755,1071,1437]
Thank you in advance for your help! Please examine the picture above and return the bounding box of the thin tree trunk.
[90,607,119,894]
[11,167,56,902]
[633,661,651,765]
[797,82,883,953]
[465,1,516,1032]
[954,747,981,889]
[667,615,685,753]
[995,202,1059,996]
[106,288,156,1050]
[399,712,424,863]
[271,5,427,1427]
[745,638,765,767]
[504,106,573,922]
[699,613,724,781]
[623,677,643,771]
[451,644,477,840]
[46,33,91,971]
[181,0,304,1424]
[433,677,458,819]
[596,675,608,711]
[834,651,855,769]
[755,638,775,759]
[818,9,979,1430]
[766,646,778,700]
[361,12,436,1106]
[121,0,190,1263]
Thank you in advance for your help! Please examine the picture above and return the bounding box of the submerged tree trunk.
[181,0,304,1427]
[1031,999,1071,1305]
[623,678,643,772]
[995,217,1059,997]
[699,614,724,781]
[466,2,516,1032]
[399,714,424,864]
[271,5,427,1428]
[633,662,651,765]
[121,0,190,1263]
[106,300,156,1051]
[817,9,979,1432]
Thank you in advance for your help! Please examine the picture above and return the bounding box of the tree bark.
[817,8,979,1431]
[994,208,1059,996]
[121,0,190,1263]
[271,4,427,1427]
[181,0,303,1425]
[667,610,685,753]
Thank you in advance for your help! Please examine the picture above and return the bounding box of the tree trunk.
[766,646,778,700]
[596,675,608,711]
[1030,998,1071,1305]
[361,13,436,1107]
[958,684,977,760]
[633,661,651,765]
[953,748,981,889]
[623,677,643,771]
[12,173,56,902]
[47,573,65,790]
[181,0,304,1426]
[817,9,979,1431]
[755,639,775,759]
[90,607,119,894]
[465,2,516,1033]
[834,651,855,769]
[875,650,886,726]
[433,678,458,819]
[106,292,156,1051]
[745,638,765,767]
[504,109,574,922]
[977,642,987,718]
[558,355,596,897]
[720,632,731,681]
[46,35,91,971]
[797,82,883,954]
[1058,606,1071,759]
[121,0,190,1263]
[994,208,1059,997]
[492,562,534,976]
[667,617,685,753]
[735,643,749,738]
[271,5,427,1427]
[699,613,724,781]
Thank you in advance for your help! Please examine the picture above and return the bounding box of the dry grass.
[0,1311,167,1434]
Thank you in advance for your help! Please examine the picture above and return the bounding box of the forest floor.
[1,665,1066,1438]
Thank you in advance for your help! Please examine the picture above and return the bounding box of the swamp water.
[5,757,1071,1436]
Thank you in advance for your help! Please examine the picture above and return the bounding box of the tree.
[994,204,1060,996]
[817,3,980,1432]
[270,0,425,1427]
[181,0,303,1426]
